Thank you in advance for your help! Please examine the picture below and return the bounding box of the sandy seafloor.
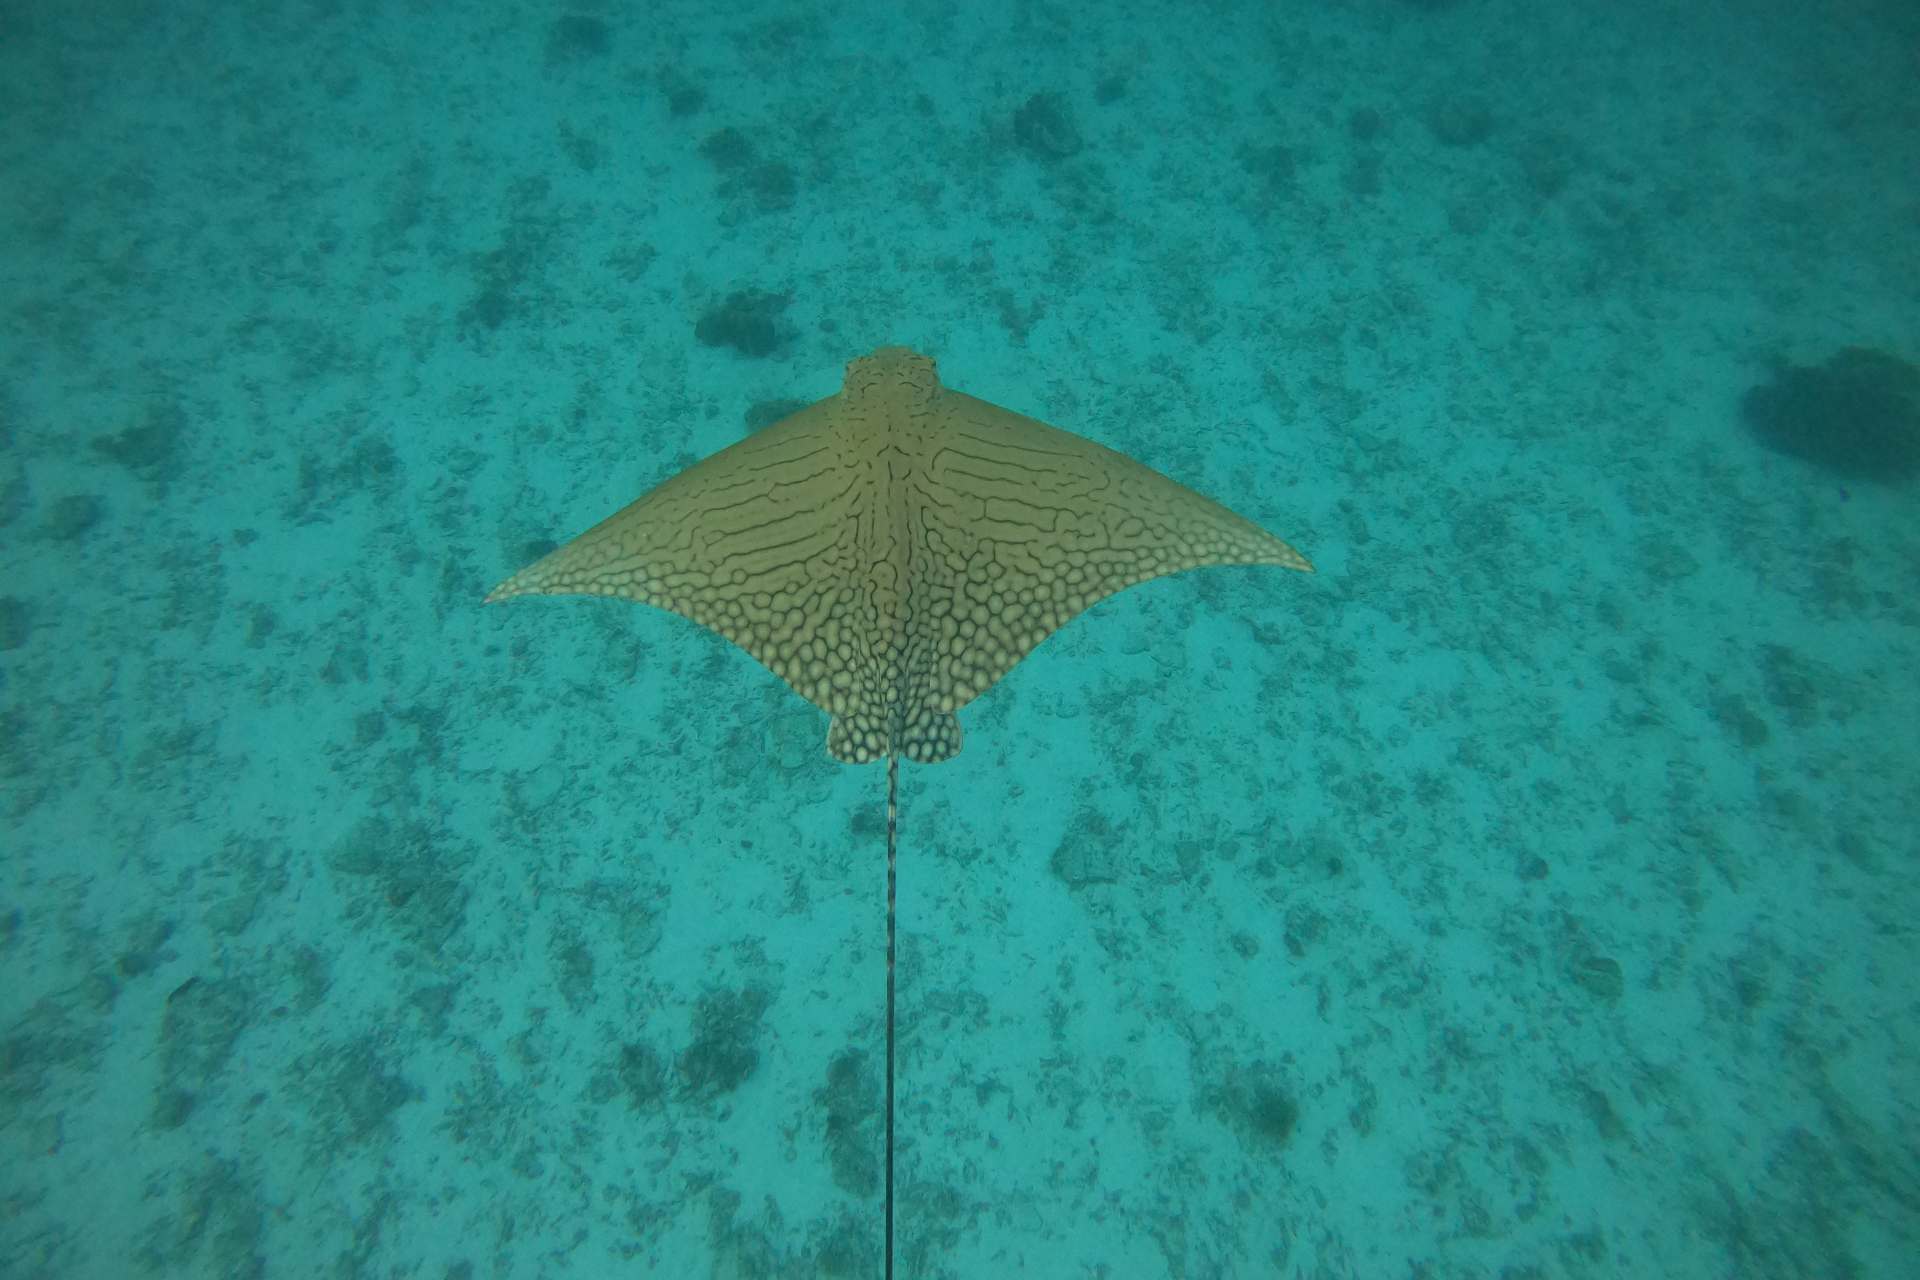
[2,1,1917,1277]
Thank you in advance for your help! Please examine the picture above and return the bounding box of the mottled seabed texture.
[2,2,1916,1278]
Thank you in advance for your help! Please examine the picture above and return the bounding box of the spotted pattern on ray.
[486,347,1312,763]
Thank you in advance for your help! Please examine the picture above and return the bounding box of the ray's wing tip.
[1262,536,1313,574]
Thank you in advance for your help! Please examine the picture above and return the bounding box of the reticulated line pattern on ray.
[486,347,1313,765]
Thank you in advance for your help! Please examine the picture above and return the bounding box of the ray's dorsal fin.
[486,347,1312,762]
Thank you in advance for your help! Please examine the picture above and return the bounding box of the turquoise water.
[3,1,1916,1277]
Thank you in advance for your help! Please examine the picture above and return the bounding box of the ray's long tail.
[885,753,898,1280]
